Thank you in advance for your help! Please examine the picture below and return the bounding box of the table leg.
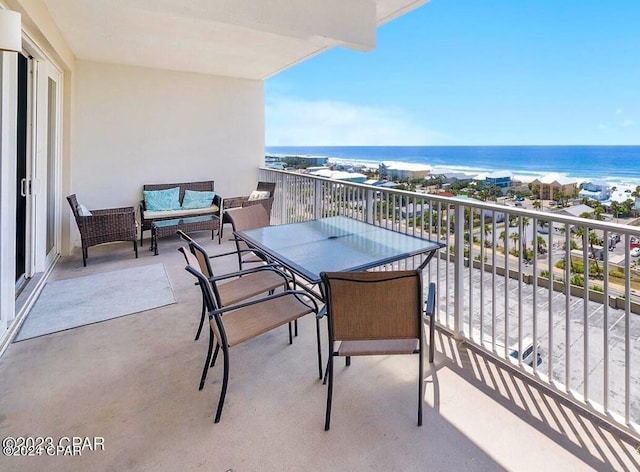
[152,227,158,255]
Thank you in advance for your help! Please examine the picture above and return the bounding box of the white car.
[509,337,542,367]
[631,247,640,257]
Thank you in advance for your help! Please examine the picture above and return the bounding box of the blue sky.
[265,0,639,146]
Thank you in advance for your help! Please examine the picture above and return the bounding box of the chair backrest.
[227,204,270,232]
[227,204,270,258]
[320,270,423,341]
[256,181,276,197]
[66,194,80,219]
[181,250,225,347]
[178,243,224,307]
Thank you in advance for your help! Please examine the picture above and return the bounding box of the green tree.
[537,235,547,254]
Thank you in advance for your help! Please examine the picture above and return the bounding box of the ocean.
[265,145,640,186]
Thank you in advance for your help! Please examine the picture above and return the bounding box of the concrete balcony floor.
[1,230,639,471]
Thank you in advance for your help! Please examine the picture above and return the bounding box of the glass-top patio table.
[234,216,445,288]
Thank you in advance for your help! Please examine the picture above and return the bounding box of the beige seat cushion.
[143,204,219,220]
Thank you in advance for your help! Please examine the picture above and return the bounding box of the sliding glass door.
[15,47,62,293]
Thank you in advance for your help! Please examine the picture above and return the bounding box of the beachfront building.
[602,183,640,216]
[484,170,513,189]
[429,171,474,185]
[608,184,639,205]
[530,174,578,201]
[309,169,367,183]
[379,161,431,181]
[579,180,611,201]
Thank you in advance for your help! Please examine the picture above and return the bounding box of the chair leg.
[345,356,351,366]
[324,353,334,431]
[210,343,220,368]
[316,317,323,379]
[429,314,435,363]
[418,347,424,427]
[295,319,298,337]
[195,294,206,341]
[214,344,230,423]
[323,361,329,385]
[199,327,215,391]
[82,247,87,267]
[133,240,138,259]
[288,322,293,344]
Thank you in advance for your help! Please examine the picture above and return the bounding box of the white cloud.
[265,97,444,146]
[598,123,607,130]
[621,119,634,127]
[616,108,623,115]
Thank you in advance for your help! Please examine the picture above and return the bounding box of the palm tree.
[610,201,621,222]
[594,206,605,220]
[510,232,520,245]
[588,229,601,275]
[622,198,634,217]
[536,235,547,254]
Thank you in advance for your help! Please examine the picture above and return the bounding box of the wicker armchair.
[67,194,138,266]
[219,181,275,242]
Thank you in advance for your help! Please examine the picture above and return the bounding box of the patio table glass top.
[235,216,444,284]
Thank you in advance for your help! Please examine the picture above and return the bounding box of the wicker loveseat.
[139,180,222,246]
[67,194,138,266]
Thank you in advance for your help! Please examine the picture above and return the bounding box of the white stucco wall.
[70,61,265,250]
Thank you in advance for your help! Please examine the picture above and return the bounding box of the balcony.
[1,170,639,470]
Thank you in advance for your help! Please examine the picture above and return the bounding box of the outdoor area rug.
[15,263,176,341]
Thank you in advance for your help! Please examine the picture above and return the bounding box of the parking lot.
[428,252,640,426]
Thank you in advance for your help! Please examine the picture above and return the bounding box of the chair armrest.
[223,196,249,210]
[76,211,137,237]
[210,289,319,317]
[79,211,135,223]
[213,194,223,213]
[208,264,292,286]
[209,246,294,280]
[230,237,271,258]
[91,206,135,215]
[211,245,275,263]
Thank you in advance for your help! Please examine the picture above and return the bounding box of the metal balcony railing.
[258,167,640,437]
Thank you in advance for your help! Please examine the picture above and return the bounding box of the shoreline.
[266,145,640,187]
[266,153,640,188]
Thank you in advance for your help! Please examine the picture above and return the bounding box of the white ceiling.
[41,0,430,79]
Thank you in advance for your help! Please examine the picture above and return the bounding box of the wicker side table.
[151,214,219,255]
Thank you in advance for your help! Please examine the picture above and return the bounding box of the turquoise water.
[265,145,640,185]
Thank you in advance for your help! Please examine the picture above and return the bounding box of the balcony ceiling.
[42,0,430,79]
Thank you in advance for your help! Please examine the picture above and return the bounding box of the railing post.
[278,172,289,225]
[366,188,374,224]
[314,179,323,220]
[453,203,465,338]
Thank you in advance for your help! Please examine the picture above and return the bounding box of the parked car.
[631,247,640,257]
[510,337,543,367]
